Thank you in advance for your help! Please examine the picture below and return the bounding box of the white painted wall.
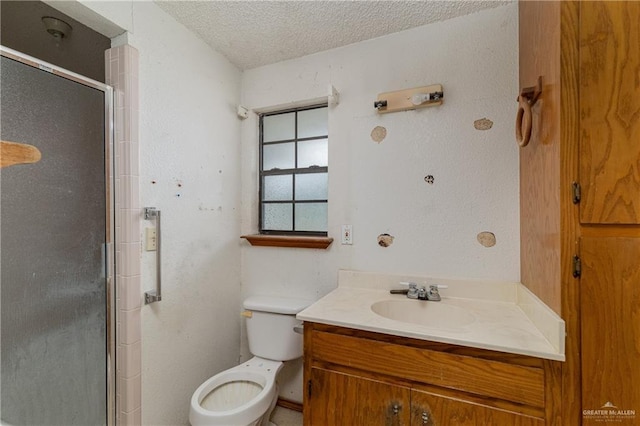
[132,7,241,426]
[47,0,519,419]
[240,3,520,402]
[134,5,242,425]
[70,2,243,425]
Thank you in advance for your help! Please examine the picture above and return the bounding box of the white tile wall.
[106,44,142,426]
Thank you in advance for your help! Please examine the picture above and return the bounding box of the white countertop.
[297,270,565,361]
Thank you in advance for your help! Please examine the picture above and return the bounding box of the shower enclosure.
[0,47,115,425]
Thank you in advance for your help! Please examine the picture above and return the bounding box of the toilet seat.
[189,357,282,426]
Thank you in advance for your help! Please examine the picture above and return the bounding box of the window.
[259,105,328,235]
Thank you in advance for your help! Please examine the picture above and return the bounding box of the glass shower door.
[1,52,111,426]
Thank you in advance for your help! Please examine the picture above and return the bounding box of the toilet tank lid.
[243,296,314,314]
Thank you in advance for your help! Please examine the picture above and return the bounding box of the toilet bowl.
[189,296,311,426]
[189,357,283,426]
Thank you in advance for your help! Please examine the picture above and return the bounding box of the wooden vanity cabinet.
[519,1,640,423]
[411,389,544,426]
[308,368,411,425]
[303,323,561,425]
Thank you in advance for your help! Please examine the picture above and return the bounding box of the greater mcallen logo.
[583,402,636,422]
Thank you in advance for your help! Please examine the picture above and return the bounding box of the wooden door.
[307,367,411,426]
[580,237,640,424]
[410,389,544,426]
[579,1,640,224]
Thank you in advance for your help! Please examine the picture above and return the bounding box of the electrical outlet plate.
[341,225,353,245]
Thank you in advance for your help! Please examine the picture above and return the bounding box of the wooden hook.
[518,76,542,105]
[1,140,42,168]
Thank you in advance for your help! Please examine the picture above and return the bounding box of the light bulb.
[411,93,430,106]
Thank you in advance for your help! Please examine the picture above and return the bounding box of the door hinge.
[572,182,581,204]
[573,255,581,278]
[307,380,312,398]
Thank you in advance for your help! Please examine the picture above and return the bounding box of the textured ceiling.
[155,1,509,70]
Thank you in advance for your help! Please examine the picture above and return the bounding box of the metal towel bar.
[144,207,162,304]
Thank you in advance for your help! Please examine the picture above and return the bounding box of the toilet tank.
[243,296,312,361]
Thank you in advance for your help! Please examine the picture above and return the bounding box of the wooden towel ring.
[516,95,533,147]
[515,76,542,148]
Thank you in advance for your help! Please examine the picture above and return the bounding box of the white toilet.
[189,296,311,426]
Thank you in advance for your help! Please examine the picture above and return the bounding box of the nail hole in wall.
[377,233,394,247]
[477,232,496,247]
[371,126,387,143]
[473,118,493,131]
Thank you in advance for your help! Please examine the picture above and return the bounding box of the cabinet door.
[308,367,410,426]
[581,237,640,423]
[579,1,640,224]
[411,389,544,426]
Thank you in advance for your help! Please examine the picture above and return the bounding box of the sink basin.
[371,299,476,329]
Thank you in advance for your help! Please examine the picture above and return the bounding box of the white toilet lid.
[243,296,313,314]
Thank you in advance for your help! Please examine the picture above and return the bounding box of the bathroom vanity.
[303,322,560,425]
[298,271,565,425]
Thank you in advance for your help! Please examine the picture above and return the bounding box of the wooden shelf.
[241,234,333,249]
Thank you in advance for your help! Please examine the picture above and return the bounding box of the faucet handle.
[399,282,419,299]
[427,284,447,301]
[429,284,448,291]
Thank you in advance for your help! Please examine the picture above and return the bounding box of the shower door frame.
[0,45,117,426]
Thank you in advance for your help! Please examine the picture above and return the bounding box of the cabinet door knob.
[392,404,400,415]
[421,410,430,424]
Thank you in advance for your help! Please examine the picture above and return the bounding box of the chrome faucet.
[391,282,447,301]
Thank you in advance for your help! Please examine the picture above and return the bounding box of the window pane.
[295,173,327,200]
[263,203,293,230]
[263,175,292,201]
[295,203,328,232]
[298,138,328,168]
[263,112,295,142]
[298,107,328,138]
[263,142,295,170]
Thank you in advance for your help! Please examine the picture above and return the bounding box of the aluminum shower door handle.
[144,207,162,304]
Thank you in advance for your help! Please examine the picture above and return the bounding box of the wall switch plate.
[145,227,157,251]
[341,225,353,245]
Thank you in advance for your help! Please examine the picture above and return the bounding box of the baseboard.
[277,397,303,412]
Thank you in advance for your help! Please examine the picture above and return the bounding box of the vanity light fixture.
[375,84,444,114]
